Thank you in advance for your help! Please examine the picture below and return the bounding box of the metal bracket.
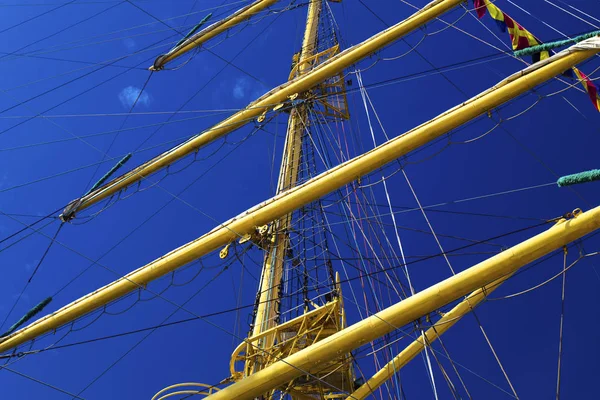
[554,208,584,225]
[219,243,232,259]
[59,198,83,222]
[238,225,272,247]
[257,110,267,123]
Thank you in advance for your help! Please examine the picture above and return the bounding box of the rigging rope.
[356,70,442,397]
[0,1,124,62]
[0,222,64,335]
[0,0,77,36]
[1,365,85,399]
[355,59,530,398]
[556,247,567,400]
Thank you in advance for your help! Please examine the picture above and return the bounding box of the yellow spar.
[150,0,280,71]
[347,273,513,399]
[2,39,598,355]
[61,0,466,221]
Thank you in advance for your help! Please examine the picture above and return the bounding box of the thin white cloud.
[232,77,249,100]
[232,77,266,101]
[123,38,136,50]
[119,86,151,109]
[0,173,9,189]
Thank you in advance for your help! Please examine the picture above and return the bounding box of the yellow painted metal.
[251,240,280,344]
[291,45,350,121]
[288,45,339,80]
[152,382,220,399]
[234,300,340,379]
[247,3,352,391]
[1,45,596,354]
[347,273,512,399]
[250,0,322,346]
[62,0,465,220]
[205,208,600,400]
[232,275,353,396]
[150,0,279,71]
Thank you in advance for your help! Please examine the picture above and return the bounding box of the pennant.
[473,0,599,111]
[473,0,487,19]
[474,0,549,62]
[572,67,600,111]
[532,49,550,64]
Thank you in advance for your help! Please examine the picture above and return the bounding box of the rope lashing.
[557,169,600,187]
[514,30,600,58]
[172,13,213,50]
[1,297,52,338]
[86,153,132,196]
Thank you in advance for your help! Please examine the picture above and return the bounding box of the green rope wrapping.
[557,169,600,187]
[173,13,213,50]
[514,30,600,57]
[86,153,132,196]
[1,297,52,338]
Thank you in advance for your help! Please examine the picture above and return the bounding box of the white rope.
[543,0,600,30]
[506,0,569,37]
[356,71,415,295]
[556,248,567,400]
[423,335,441,400]
[402,171,456,275]
[487,253,600,301]
[302,106,409,396]
[556,0,600,26]
[362,77,480,397]
[357,65,527,399]
[357,69,444,399]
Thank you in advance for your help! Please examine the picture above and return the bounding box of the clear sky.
[0,0,599,399]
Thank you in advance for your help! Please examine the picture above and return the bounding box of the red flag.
[473,0,487,18]
[573,67,600,112]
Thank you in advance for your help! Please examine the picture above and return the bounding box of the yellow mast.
[242,4,355,394]
[60,0,466,221]
[0,40,596,355]
[150,0,280,71]
[205,207,600,400]
[250,0,321,346]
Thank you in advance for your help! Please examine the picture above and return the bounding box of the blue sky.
[0,0,599,399]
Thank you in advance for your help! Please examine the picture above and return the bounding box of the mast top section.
[60,0,466,221]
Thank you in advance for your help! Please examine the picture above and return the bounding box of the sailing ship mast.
[250,0,323,344]
[236,1,356,397]
[2,1,600,398]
